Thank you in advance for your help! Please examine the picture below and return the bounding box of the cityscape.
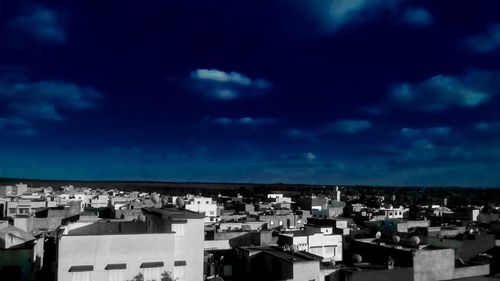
[2,180,500,281]
[2,0,500,280]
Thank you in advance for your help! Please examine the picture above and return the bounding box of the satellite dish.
[151,194,160,204]
[137,214,145,222]
[161,197,169,207]
[329,260,336,266]
[375,231,382,239]
[392,235,400,243]
[352,254,362,264]
[410,236,421,245]
[134,199,140,203]
[290,245,299,253]
[176,197,185,208]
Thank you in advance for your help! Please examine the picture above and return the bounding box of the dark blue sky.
[1,0,500,187]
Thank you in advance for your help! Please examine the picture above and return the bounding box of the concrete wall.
[204,240,231,250]
[292,260,320,281]
[214,231,252,248]
[349,240,414,267]
[413,248,454,281]
[172,218,205,281]
[453,264,490,279]
[427,234,496,261]
[478,212,499,223]
[342,268,414,281]
[262,253,293,280]
[57,233,175,281]
[251,231,275,246]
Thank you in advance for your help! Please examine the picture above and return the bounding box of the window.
[107,270,124,281]
[174,261,186,281]
[309,246,323,257]
[72,272,92,281]
[9,208,16,214]
[143,268,162,281]
[105,264,126,281]
[140,262,163,281]
[206,201,209,204]
[324,245,336,258]
[69,265,93,281]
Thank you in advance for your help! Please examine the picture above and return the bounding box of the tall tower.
[335,186,341,202]
[443,197,448,207]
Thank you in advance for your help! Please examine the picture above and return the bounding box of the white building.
[0,183,28,197]
[379,206,408,219]
[267,193,292,204]
[57,207,205,281]
[278,230,343,262]
[185,196,219,223]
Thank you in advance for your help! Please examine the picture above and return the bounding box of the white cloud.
[0,117,33,136]
[306,0,400,31]
[304,152,317,161]
[325,119,372,134]
[389,70,499,111]
[212,117,277,126]
[0,79,102,121]
[0,117,28,128]
[359,106,385,115]
[401,127,451,137]
[15,128,37,136]
[402,7,433,27]
[192,69,251,86]
[189,69,272,100]
[474,122,500,131]
[291,0,431,33]
[0,70,102,135]
[285,129,317,142]
[463,24,500,54]
[8,4,66,44]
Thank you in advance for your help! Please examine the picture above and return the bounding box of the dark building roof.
[281,229,321,237]
[142,207,205,219]
[67,221,149,235]
[307,217,350,226]
[241,246,322,263]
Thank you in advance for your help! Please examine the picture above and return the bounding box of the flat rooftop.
[355,238,444,251]
[67,221,151,236]
[142,206,205,219]
[241,246,323,263]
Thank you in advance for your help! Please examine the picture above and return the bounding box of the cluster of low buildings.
[1,183,500,280]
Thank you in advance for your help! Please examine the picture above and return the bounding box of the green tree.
[128,271,176,281]
[160,271,176,281]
